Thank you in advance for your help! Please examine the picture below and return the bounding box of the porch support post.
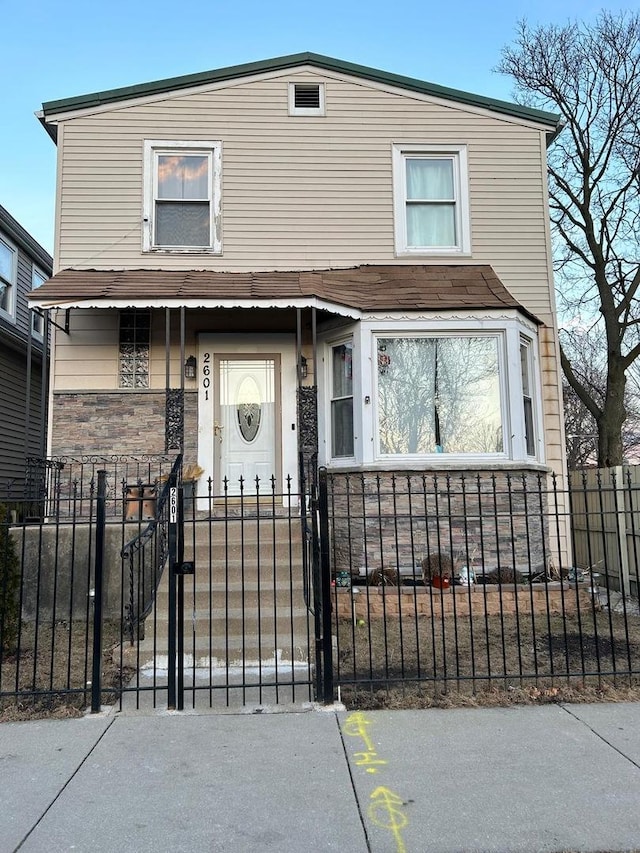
[39,310,49,458]
[24,317,33,465]
[296,308,303,384]
[180,306,185,453]
[311,306,317,385]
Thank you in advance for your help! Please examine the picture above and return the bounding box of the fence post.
[318,467,334,704]
[167,473,178,710]
[90,470,107,714]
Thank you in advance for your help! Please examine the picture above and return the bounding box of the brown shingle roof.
[29,265,541,323]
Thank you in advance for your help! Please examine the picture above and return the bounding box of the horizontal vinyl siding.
[0,347,45,486]
[55,71,554,320]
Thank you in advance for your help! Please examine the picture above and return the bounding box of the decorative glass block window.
[0,236,17,320]
[31,266,47,336]
[520,337,536,456]
[376,336,503,455]
[393,144,470,254]
[119,310,150,388]
[331,341,354,458]
[143,140,222,252]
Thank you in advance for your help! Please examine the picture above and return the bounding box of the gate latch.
[174,561,195,575]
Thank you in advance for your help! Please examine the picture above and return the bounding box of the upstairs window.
[31,265,47,337]
[119,309,150,388]
[0,236,17,321]
[143,140,221,252]
[393,144,470,255]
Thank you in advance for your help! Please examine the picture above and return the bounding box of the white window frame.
[372,329,508,462]
[519,335,541,459]
[392,143,470,256]
[328,338,356,461]
[31,265,47,338]
[0,235,17,322]
[288,82,325,116]
[143,139,222,253]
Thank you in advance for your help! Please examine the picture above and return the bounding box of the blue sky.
[1,0,626,255]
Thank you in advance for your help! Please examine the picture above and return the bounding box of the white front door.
[215,355,280,494]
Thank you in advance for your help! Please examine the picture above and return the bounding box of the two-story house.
[0,205,52,495]
[31,54,564,558]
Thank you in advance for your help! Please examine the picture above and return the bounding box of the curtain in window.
[406,158,456,247]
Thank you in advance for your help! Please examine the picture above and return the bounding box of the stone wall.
[328,469,551,578]
[51,391,198,463]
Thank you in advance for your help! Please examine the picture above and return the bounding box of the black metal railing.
[324,469,640,703]
[120,454,182,645]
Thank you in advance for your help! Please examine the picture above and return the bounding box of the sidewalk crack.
[335,711,372,852]
[13,716,117,852]
[561,704,640,772]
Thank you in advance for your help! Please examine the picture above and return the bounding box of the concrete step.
[155,585,308,610]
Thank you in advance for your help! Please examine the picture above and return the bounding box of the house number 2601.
[202,352,211,400]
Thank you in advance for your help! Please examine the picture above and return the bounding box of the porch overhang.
[27,265,542,326]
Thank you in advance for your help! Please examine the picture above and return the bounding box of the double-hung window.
[143,140,221,252]
[331,341,354,458]
[31,266,47,337]
[393,144,470,255]
[0,236,17,321]
[520,337,536,456]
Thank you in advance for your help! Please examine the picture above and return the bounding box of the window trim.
[0,234,18,323]
[31,264,47,338]
[519,335,539,459]
[143,139,222,254]
[288,82,325,116]
[392,143,470,256]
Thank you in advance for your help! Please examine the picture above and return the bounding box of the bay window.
[376,335,503,456]
[331,341,354,458]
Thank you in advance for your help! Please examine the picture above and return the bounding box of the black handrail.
[121,453,182,643]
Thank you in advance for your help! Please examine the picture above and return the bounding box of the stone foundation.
[328,469,552,578]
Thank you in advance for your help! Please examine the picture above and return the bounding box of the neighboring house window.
[288,82,325,116]
[143,140,222,252]
[31,265,47,337]
[331,341,354,458]
[392,144,470,255]
[119,310,150,388]
[376,335,503,455]
[0,236,17,320]
[520,337,536,456]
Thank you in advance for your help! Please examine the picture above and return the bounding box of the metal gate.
[117,462,332,711]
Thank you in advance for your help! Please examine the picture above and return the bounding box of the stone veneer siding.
[51,391,198,462]
[327,469,552,579]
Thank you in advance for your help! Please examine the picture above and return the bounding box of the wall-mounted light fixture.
[299,355,308,380]
[184,355,197,379]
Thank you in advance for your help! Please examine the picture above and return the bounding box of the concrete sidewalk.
[1,702,640,852]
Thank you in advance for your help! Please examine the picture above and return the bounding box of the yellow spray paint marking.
[369,787,408,853]
[344,712,409,852]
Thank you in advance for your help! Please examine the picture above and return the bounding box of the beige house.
[31,53,564,515]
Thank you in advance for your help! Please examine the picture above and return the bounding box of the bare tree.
[498,11,640,467]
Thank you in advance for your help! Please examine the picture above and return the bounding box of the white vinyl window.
[376,335,504,456]
[143,140,221,252]
[393,144,470,255]
[520,337,536,456]
[31,265,46,337]
[330,341,354,458]
[0,235,17,321]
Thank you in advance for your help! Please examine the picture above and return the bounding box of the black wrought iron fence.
[325,468,640,701]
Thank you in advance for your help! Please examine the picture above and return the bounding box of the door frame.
[197,333,299,499]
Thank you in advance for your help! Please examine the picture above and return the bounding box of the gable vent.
[289,82,325,115]
[294,84,320,109]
